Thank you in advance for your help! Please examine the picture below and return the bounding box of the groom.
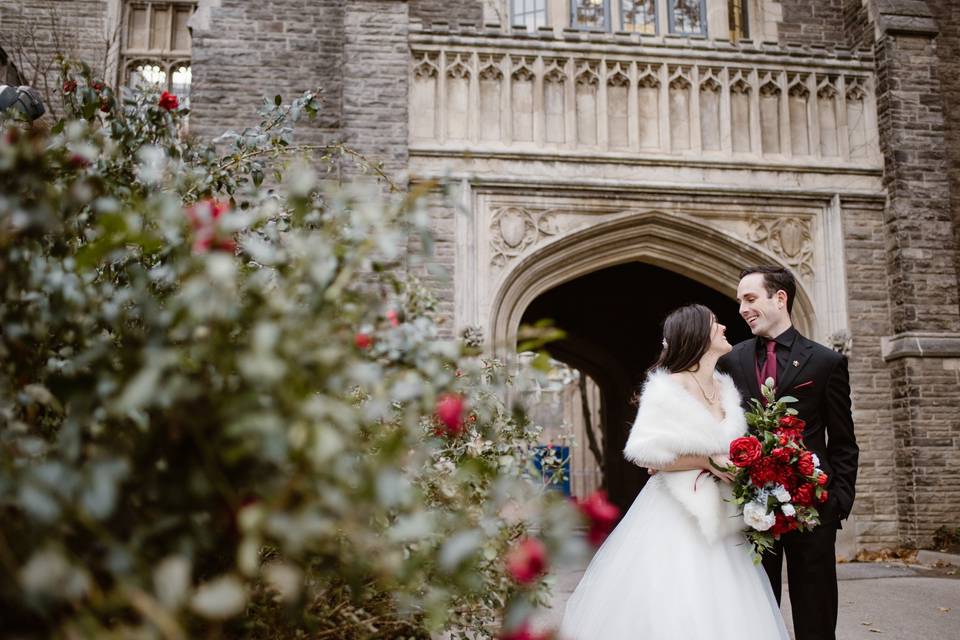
[718,266,858,640]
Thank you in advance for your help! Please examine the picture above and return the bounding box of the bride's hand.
[706,455,735,483]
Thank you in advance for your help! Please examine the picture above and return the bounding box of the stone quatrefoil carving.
[747,216,815,280]
[489,206,561,268]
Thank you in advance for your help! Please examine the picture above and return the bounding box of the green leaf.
[274,94,282,106]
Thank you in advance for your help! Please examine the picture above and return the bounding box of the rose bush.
[0,61,591,638]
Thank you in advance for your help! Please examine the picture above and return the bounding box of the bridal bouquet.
[722,378,829,561]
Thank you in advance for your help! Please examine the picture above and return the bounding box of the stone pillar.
[871,0,960,547]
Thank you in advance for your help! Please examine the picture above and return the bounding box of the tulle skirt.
[559,474,789,640]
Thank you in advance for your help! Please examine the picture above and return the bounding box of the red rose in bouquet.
[792,483,814,506]
[797,451,815,477]
[730,436,762,467]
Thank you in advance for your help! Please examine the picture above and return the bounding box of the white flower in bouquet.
[743,500,776,532]
[812,453,820,467]
[772,484,791,503]
[781,503,796,518]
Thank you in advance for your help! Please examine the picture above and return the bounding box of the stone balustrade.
[409,25,881,170]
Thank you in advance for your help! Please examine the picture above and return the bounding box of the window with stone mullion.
[622,0,658,34]
[511,0,548,33]
[668,0,706,36]
[121,1,195,106]
[571,0,611,31]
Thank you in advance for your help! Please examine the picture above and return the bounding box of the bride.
[559,304,788,640]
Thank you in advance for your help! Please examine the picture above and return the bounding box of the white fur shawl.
[623,369,747,543]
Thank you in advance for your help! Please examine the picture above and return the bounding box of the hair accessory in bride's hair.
[661,338,668,349]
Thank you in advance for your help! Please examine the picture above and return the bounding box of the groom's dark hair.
[740,266,796,315]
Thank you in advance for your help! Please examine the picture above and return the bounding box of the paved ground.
[534,555,960,639]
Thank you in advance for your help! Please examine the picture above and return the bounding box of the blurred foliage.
[0,60,587,639]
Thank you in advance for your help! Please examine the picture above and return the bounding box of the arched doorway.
[489,211,817,513]
[520,262,751,513]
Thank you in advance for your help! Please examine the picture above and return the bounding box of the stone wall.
[409,0,484,28]
[927,0,960,289]
[777,0,846,45]
[0,1,111,118]
[189,0,344,146]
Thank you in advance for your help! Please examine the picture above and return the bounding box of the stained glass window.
[571,0,610,31]
[668,0,706,36]
[622,0,657,35]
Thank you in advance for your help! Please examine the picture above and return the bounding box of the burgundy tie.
[761,339,778,390]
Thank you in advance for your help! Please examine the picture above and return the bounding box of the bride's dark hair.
[646,304,714,375]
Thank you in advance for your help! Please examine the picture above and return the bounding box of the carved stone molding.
[489,206,561,268]
[747,216,814,280]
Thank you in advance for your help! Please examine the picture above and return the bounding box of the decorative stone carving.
[607,63,630,88]
[413,52,438,79]
[409,41,879,163]
[490,206,561,268]
[747,216,815,280]
[846,78,866,101]
[759,77,781,97]
[817,78,838,100]
[828,329,852,355]
[479,56,503,81]
[730,70,751,95]
[446,53,471,79]
[575,60,600,86]
[512,57,535,82]
[544,58,567,84]
[460,325,484,349]
[637,65,660,88]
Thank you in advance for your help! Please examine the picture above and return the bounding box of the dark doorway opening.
[519,261,750,514]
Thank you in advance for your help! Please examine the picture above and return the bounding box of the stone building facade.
[1,0,958,554]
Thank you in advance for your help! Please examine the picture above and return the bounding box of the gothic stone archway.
[489,211,819,511]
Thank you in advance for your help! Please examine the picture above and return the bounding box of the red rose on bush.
[576,490,619,546]
[730,436,763,468]
[505,537,548,585]
[386,309,400,327]
[186,199,234,253]
[499,622,553,640]
[62,80,77,94]
[158,91,179,111]
[353,332,373,350]
[91,81,105,92]
[797,451,815,477]
[792,484,814,506]
[434,393,465,437]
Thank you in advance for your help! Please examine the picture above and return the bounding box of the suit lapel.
[777,334,814,395]
[737,338,762,401]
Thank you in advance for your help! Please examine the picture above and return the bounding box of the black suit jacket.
[718,332,859,525]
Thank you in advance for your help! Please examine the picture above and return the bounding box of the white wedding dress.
[559,371,789,640]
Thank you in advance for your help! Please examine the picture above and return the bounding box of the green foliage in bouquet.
[0,60,587,639]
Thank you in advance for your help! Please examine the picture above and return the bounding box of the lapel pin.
[792,360,799,367]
